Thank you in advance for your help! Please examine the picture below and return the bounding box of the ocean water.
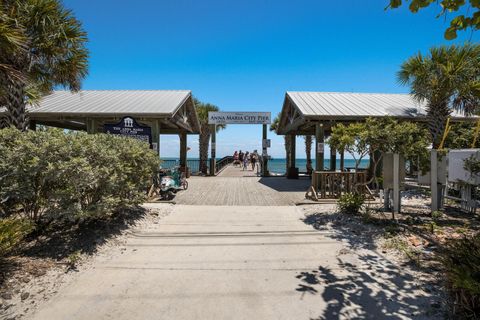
[268,158,369,174]
[160,157,369,174]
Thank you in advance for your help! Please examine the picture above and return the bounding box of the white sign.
[262,139,271,148]
[317,142,324,153]
[208,112,271,125]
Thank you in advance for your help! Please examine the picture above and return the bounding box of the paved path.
[175,165,311,206]
[31,204,433,320]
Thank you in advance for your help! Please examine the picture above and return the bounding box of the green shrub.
[0,128,160,223]
[441,234,480,319]
[432,210,443,221]
[337,193,365,215]
[0,218,33,256]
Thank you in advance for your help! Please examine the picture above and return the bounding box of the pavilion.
[3,90,201,169]
[276,91,471,178]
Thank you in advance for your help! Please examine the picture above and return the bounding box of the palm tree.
[0,0,89,130]
[398,44,480,148]
[194,98,225,175]
[304,135,312,171]
[270,114,291,173]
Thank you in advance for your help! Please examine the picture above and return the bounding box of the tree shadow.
[0,258,21,290]
[296,254,438,319]
[303,212,384,251]
[22,206,148,260]
[301,212,442,319]
[258,177,311,192]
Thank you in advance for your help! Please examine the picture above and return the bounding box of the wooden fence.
[306,171,369,200]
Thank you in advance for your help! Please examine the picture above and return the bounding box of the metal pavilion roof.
[28,90,192,116]
[278,91,472,135]
[1,90,201,133]
[287,91,429,118]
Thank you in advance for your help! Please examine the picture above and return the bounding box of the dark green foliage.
[387,0,479,40]
[445,122,480,149]
[441,234,480,319]
[0,128,160,223]
[337,193,366,215]
[193,97,225,174]
[398,44,480,148]
[0,217,33,256]
[464,153,480,177]
[0,0,89,130]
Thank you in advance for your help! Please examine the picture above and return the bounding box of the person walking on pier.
[251,150,258,171]
[233,151,239,166]
[243,151,249,171]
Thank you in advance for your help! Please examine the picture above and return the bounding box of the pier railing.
[307,171,368,200]
[160,159,201,174]
[215,156,234,174]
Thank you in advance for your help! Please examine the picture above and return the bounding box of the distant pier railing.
[160,159,201,174]
[215,156,234,174]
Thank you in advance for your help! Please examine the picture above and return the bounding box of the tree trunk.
[1,76,28,130]
[0,115,8,129]
[199,127,211,175]
[304,135,312,171]
[427,102,450,149]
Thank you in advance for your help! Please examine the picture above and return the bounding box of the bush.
[0,218,33,256]
[0,128,160,223]
[337,193,365,215]
[441,234,480,319]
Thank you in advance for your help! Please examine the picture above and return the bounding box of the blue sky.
[64,0,478,158]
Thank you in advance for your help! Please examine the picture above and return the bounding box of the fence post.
[393,153,401,214]
[431,149,438,212]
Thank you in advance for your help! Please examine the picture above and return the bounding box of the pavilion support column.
[151,120,160,157]
[330,146,337,171]
[262,124,268,177]
[179,132,187,168]
[315,124,324,171]
[29,120,36,131]
[86,118,97,134]
[209,124,216,176]
[340,149,345,171]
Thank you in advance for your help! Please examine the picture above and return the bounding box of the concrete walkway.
[31,204,433,320]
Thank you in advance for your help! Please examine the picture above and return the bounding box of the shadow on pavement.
[299,212,442,319]
[22,206,148,261]
[258,177,311,192]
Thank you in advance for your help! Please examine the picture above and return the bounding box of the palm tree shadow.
[299,212,442,319]
[296,256,439,319]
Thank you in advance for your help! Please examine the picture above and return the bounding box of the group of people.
[233,150,259,171]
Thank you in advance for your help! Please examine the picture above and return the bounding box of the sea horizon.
[160,157,369,174]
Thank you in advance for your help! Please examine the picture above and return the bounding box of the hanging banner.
[208,112,271,125]
[104,116,152,148]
